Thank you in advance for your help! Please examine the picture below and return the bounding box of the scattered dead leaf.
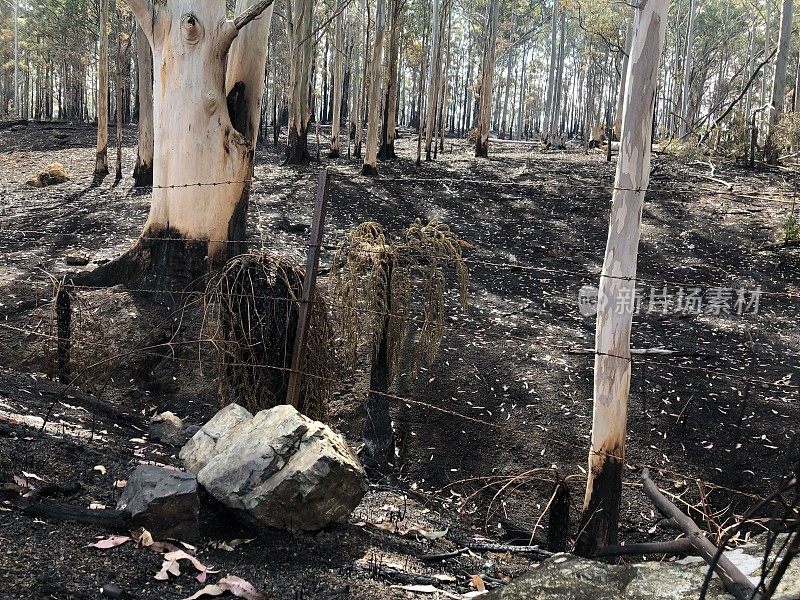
[183,575,262,600]
[86,535,131,549]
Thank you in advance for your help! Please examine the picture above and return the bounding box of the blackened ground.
[0,122,799,598]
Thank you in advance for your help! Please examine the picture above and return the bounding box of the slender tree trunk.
[515,45,527,140]
[329,7,345,158]
[678,0,696,137]
[114,17,125,181]
[132,24,154,187]
[744,21,756,124]
[286,0,314,164]
[362,0,386,175]
[547,10,566,145]
[349,0,364,158]
[765,0,794,162]
[13,0,19,115]
[437,7,451,154]
[474,0,499,157]
[424,0,443,161]
[500,11,516,138]
[574,0,668,557]
[379,0,403,160]
[354,0,369,158]
[543,0,559,138]
[95,0,110,177]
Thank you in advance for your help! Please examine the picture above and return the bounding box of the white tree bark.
[13,0,19,115]
[575,0,669,557]
[474,0,499,157]
[542,0,559,139]
[329,6,345,158]
[678,0,696,137]
[133,24,154,187]
[95,0,110,176]
[362,0,386,175]
[765,0,794,162]
[93,0,275,287]
[285,0,315,163]
[500,11,516,138]
[424,0,443,161]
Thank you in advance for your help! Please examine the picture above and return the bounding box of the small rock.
[179,403,253,473]
[64,254,90,266]
[192,404,367,532]
[27,162,69,187]
[149,411,185,445]
[116,465,199,541]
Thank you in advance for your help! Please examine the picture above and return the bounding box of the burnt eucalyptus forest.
[0,0,799,599]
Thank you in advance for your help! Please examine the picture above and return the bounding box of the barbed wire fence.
[1,166,799,592]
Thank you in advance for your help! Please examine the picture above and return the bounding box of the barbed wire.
[0,228,794,301]
[1,283,797,393]
[0,318,790,506]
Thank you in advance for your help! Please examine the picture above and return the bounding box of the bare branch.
[233,0,277,30]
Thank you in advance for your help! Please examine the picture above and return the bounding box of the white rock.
[193,404,367,532]
[179,403,253,473]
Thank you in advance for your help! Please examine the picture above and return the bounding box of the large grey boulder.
[185,404,367,532]
[179,403,253,473]
[116,465,199,541]
[485,534,800,600]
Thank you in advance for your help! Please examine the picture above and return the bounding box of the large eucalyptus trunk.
[574,0,668,557]
[765,0,794,162]
[133,25,154,187]
[285,0,314,164]
[362,0,386,175]
[329,8,345,158]
[95,0,110,177]
[474,0,499,157]
[88,0,274,289]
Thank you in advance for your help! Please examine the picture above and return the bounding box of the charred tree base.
[475,141,488,158]
[361,163,379,177]
[362,333,394,479]
[284,128,312,165]
[574,455,623,557]
[132,162,153,187]
[328,149,341,159]
[378,144,396,161]
[547,480,571,552]
[72,229,215,293]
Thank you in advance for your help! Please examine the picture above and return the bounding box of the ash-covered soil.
[0,122,799,598]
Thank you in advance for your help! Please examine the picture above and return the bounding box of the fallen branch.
[597,537,696,558]
[3,488,131,530]
[420,542,553,562]
[641,469,759,600]
[567,347,687,356]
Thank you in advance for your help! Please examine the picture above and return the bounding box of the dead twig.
[641,469,759,600]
